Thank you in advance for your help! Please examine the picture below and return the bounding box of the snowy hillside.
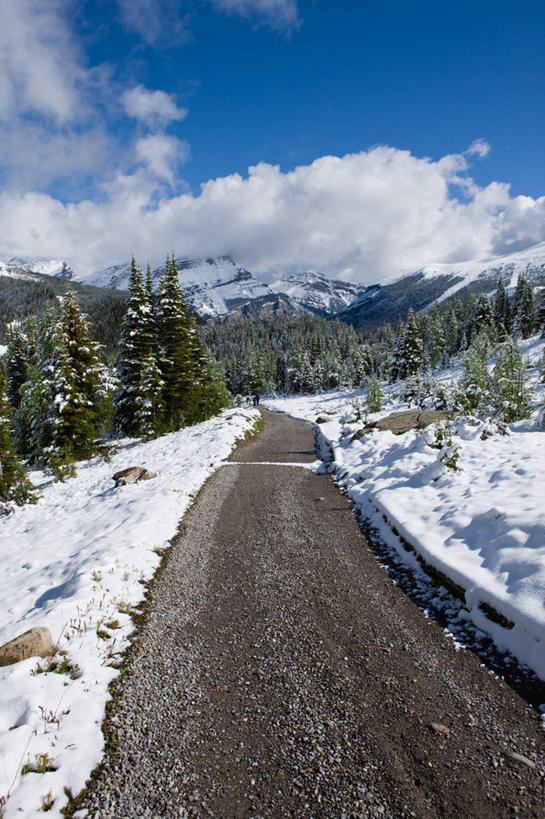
[4,258,75,280]
[264,333,545,683]
[268,271,366,315]
[339,241,545,330]
[0,408,259,818]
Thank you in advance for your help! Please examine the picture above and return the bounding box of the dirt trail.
[81,409,545,818]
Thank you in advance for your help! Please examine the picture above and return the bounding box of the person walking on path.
[252,392,260,406]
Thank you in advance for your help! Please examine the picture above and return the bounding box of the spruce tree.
[492,337,531,421]
[400,308,424,378]
[4,326,28,411]
[156,255,196,429]
[493,275,511,338]
[53,287,115,460]
[513,274,534,338]
[0,365,34,508]
[115,257,163,437]
[474,294,496,342]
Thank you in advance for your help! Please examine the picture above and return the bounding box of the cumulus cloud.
[122,86,189,127]
[213,0,300,31]
[1,146,543,281]
[0,0,82,122]
[135,134,191,183]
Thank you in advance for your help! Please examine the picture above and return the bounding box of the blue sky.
[0,0,543,279]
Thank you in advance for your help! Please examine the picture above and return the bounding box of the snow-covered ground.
[264,335,545,683]
[0,408,259,818]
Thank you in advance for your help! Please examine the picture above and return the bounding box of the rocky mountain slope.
[2,242,544,328]
[337,242,545,331]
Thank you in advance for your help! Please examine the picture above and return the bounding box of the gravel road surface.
[80,409,545,818]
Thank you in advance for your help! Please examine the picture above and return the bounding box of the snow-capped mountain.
[80,256,366,319]
[268,271,366,315]
[338,242,545,331]
[6,257,75,280]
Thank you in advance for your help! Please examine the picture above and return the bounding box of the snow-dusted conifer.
[0,365,34,507]
[512,274,534,338]
[115,257,162,437]
[54,287,115,459]
[157,255,196,429]
[474,294,496,341]
[400,308,423,378]
[493,275,511,338]
[492,336,531,422]
[4,326,28,411]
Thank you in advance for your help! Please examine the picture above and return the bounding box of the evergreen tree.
[53,287,115,459]
[427,304,446,368]
[4,326,28,410]
[462,332,494,413]
[156,255,197,429]
[512,274,534,338]
[493,275,511,338]
[365,374,382,413]
[400,308,423,378]
[115,257,163,437]
[492,337,531,421]
[474,294,496,341]
[0,365,34,507]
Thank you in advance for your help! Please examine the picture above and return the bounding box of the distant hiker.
[252,393,260,406]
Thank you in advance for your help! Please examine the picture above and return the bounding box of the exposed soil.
[80,409,545,818]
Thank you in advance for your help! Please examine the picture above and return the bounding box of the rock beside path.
[0,627,56,666]
[352,409,457,440]
[112,466,157,487]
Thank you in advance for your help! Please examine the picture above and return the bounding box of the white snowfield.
[264,335,545,683]
[0,408,259,818]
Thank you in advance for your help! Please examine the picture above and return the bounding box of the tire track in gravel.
[80,409,545,818]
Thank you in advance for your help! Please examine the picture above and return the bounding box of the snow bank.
[0,408,259,817]
[264,336,545,681]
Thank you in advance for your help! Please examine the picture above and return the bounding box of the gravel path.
[80,409,545,818]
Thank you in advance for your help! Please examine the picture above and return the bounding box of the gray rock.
[113,467,157,487]
[352,410,457,441]
[315,415,334,424]
[0,626,56,667]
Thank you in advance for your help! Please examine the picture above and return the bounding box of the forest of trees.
[0,256,229,508]
[1,263,544,510]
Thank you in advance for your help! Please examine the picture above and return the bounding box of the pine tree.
[4,326,28,411]
[365,374,382,413]
[462,332,494,413]
[400,308,423,378]
[492,337,531,421]
[156,255,196,429]
[53,287,115,460]
[512,274,534,338]
[0,365,34,508]
[493,275,511,338]
[427,304,446,368]
[474,294,496,342]
[115,257,163,437]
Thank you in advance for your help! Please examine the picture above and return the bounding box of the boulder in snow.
[113,466,157,487]
[0,626,56,667]
[352,409,456,440]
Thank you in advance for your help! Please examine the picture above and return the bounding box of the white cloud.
[0,146,543,281]
[116,0,192,45]
[213,0,300,31]
[135,134,191,183]
[122,86,188,127]
[466,138,491,158]
[0,0,82,123]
